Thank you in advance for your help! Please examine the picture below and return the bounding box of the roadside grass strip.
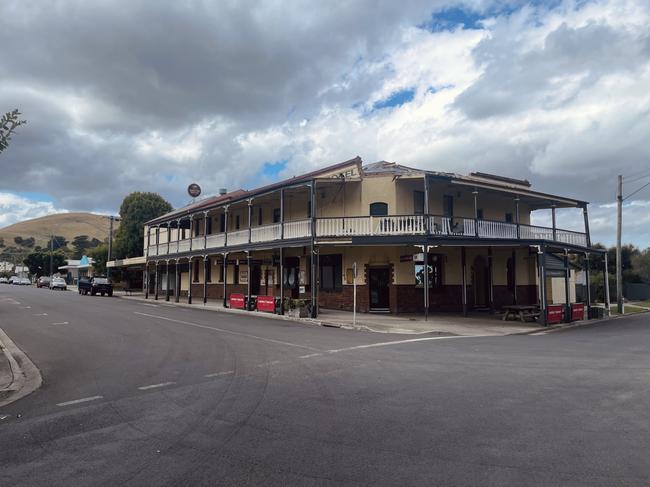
[57,396,103,407]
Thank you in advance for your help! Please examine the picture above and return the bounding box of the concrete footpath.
[118,293,547,336]
[0,327,42,408]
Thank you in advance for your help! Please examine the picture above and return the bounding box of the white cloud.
[0,193,68,228]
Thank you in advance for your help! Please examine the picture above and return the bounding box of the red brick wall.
[319,285,370,313]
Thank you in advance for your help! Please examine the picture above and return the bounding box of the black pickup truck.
[78,276,113,296]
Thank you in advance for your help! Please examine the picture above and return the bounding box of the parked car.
[0,277,8,284]
[19,277,32,285]
[78,276,113,296]
[37,276,51,288]
[50,277,67,290]
[9,276,19,285]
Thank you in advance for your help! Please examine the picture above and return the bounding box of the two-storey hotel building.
[142,157,606,325]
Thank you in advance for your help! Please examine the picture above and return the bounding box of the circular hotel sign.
[187,183,201,198]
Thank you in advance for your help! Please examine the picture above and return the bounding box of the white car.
[50,277,67,290]
[19,277,32,285]
[0,277,8,284]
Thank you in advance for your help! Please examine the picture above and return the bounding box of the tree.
[632,248,650,284]
[0,109,27,155]
[46,235,68,251]
[88,243,108,275]
[23,251,66,277]
[71,235,101,259]
[113,192,172,259]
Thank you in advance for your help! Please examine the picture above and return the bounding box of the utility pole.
[616,175,623,314]
[107,216,114,279]
[49,234,54,277]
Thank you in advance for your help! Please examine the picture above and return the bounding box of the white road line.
[51,321,69,325]
[0,414,9,420]
[142,303,159,307]
[57,395,103,407]
[33,313,48,316]
[137,381,175,390]
[20,306,31,309]
[325,335,481,354]
[298,353,322,359]
[133,311,320,351]
[204,371,234,378]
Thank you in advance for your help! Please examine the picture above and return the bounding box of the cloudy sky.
[1,0,649,246]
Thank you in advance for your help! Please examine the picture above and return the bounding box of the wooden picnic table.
[502,305,540,322]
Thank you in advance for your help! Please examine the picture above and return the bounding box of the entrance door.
[369,267,390,312]
[472,255,489,308]
[283,257,300,298]
[251,265,261,295]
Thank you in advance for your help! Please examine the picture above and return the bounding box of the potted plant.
[285,298,309,318]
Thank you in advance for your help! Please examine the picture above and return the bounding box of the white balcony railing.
[227,229,249,246]
[148,214,589,257]
[178,239,191,253]
[251,223,281,243]
[284,219,311,239]
[192,236,205,251]
[206,233,225,249]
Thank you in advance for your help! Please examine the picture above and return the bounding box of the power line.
[623,181,650,201]
[623,171,650,184]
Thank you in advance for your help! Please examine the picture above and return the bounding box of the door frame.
[368,265,391,312]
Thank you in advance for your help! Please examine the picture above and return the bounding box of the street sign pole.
[353,262,357,327]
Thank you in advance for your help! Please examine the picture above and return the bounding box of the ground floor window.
[205,258,212,283]
[319,254,342,291]
[414,253,443,288]
[234,264,239,284]
[193,260,200,282]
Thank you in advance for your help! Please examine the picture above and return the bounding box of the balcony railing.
[147,215,588,257]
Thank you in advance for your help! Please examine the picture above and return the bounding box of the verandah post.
[203,256,208,304]
[461,247,467,316]
[423,246,429,321]
[223,252,228,308]
[564,249,571,323]
[154,261,159,301]
[175,261,180,303]
[165,260,170,301]
[187,257,193,304]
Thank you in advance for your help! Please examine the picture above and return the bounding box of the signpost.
[352,262,357,327]
[187,183,201,199]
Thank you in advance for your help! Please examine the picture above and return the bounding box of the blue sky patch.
[372,88,416,111]
[421,7,485,31]
[17,191,53,202]
[261,160,288,179]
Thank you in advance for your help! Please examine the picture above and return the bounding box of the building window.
[181,228,186,240]
[218,264,224,283]
[369,202,388,216]
[414,191,424,215]
[307,200,312,218]
[505,212,513,223]
[319,254,342,292]
[273,208,281,223]
[443,195,454,217]
[258,207,263,226]
[235,215,240,230]
[205,258,212,283]
[219,214,226,233]
[414,253,443,288]
[193,259,200,282]
[194,221,200,237]
[206,217,213,235]
[477,208,484,220]
[234,264,239,284]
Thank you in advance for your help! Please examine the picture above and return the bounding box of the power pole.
[107,216,114,279]
[49,234,54,277]
[616,174,623,314]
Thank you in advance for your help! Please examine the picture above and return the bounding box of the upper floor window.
[477,209,484,220]
[235,215,240,230]
[258,207,263,226]
[443,195,454,217]
[369,202,388,216]
[219,214,226,233]
[273,208,281,223]
[307,201,312,218]
[413,191,424,215]
[194,220,200,237]
[206,217,212,235]
[505,213,513,223]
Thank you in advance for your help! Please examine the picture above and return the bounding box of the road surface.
[1,285,649,486]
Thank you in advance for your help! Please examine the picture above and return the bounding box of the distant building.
[59,255,95,283]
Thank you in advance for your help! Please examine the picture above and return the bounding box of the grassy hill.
[0,212,118,251]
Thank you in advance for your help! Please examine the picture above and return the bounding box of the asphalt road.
[1,285,649,486]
